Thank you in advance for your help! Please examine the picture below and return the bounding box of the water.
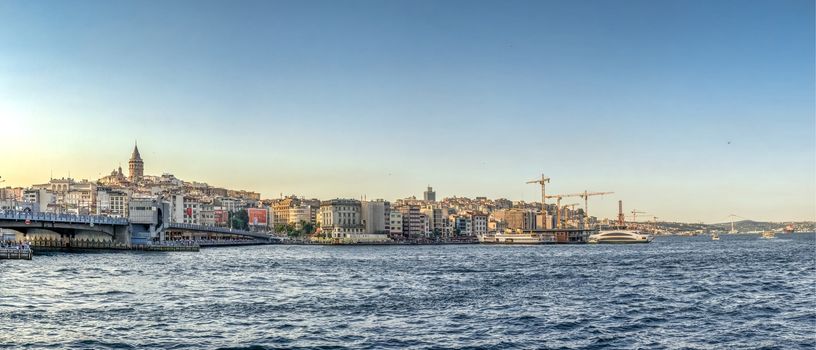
[1,233,814,349]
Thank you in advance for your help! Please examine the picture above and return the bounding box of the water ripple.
[0,233,813,349]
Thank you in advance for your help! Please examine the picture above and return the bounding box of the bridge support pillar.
[113,225,130,245]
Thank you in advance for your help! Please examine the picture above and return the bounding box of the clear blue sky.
[0,0,813,222]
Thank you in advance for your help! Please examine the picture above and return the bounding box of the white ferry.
[479,232,556,244]
[588,230,653,244]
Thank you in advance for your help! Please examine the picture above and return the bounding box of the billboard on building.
[214,210,228,225]
[247,208,268,226]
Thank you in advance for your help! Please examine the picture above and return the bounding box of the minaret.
[128,142,144,182]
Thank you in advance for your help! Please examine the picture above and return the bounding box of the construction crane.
[579,190,614,227]
[544,193,583,228]
[526,174,550,214]
[630,209,647,223]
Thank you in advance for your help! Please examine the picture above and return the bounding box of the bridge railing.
[0,210,129,226]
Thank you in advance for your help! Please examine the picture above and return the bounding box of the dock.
[0,247,33,260]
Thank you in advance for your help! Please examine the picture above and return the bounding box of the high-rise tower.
[423,186,436,202]
[128,142,144,182]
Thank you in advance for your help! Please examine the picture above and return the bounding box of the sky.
[0,0,813,223]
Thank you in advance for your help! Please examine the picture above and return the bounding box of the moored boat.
[588,230,652,244]
[479,232,555,244]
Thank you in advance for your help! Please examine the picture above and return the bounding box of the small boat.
[588,230,652,244]
[711,232,720,241]
[760,231,775,239]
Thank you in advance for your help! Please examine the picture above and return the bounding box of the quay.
[0,247,33,260]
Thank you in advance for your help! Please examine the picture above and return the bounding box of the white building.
[361,200,389,234]
[183,196,202,224]
[96,188,129,217]
[23,188,55,213]
[471,213,488,236]
[288,204,315,228]
[318,199,389,243]
[389,211,403,236]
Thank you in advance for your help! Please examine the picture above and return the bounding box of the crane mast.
[545,192,583,229]
[526,174,550,219]
[579,190,613,228]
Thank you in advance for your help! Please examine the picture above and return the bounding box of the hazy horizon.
[1,0,814,223]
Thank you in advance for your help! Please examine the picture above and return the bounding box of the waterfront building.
[492,209,537,231]
[419,213,430,236]
[421,207,450,236]
[317,199,389,242]
[213,207,229,227]
[128,197,168,244]
[318,199,363,238]
[200,203,215,226]
[452,215,472,236]
[272,196,300,226]
[183,196,202,224]
[167,194,184,223]
[288,204,316,229]
[22,188,55,213]
[361,199,390,234]
[470,212,488,236]
[398,205,422,238]
[389,211,403,236]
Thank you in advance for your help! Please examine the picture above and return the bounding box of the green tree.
[301,220,315,235]
[230,210,249,230]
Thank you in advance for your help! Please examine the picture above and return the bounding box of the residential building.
[389,211,403,236]
[398,205,422,237]
[316,199,388,242]
[361,199,390,234]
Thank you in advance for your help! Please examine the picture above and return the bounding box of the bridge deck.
[0,211,128,225]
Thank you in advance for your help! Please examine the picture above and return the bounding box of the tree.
[230,210,249,230]
[301,220,315,235]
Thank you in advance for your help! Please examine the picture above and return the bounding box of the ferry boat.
[760,230,776,239]
[588,230,653,244]
[479,232,555,244]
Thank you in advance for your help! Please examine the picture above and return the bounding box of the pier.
[0,247,33,260]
